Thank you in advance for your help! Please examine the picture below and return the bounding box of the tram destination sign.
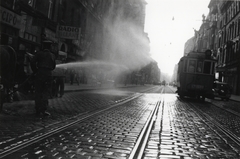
[56,25,81,40]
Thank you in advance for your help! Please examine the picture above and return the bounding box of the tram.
[176,50,216,101]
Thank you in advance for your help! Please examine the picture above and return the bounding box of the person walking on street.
[75,70,80,85]
[52,67,65,98]
[56,75,65,97]
[70,69,75,85]
[30,41,56,116]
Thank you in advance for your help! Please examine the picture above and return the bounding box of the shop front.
[222,66,240,95]
[0,6,21,49]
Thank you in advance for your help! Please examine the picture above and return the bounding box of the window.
[48,0,53,19]
[203,61,212,74]
[197,61,203,73]
[71,8,75,25]
[235,20,237,37]
[238,18,240,36]
[28,0,34,7]
[233,2,236,16]
[238,2,240,12]
[230,6,232,19]
[188,60,196,73]
[184,60,187,72]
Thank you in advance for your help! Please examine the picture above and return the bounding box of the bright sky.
[145,0,210,76]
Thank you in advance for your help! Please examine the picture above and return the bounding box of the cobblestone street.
[1,0,240,158]
[1,85,240,158]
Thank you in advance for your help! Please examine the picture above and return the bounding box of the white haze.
[102,5,153,71]
[57,4,154,82]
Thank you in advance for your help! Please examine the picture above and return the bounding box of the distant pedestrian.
[56,76,65,97]
[75,70,80,85]
[70,69,75,85]
[52,67,65,97]
[30,41,56,117]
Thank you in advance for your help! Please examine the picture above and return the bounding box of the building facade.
[184,0,240,95]
[1,0,159,85]
[216,0,240,95]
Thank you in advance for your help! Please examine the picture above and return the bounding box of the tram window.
[197,61,203,73]
[203,61,211,74]
[188,60,196,73]
[211,62,214,74]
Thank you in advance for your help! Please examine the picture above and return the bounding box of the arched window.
[234,20,237,38]
[60,44,65,52]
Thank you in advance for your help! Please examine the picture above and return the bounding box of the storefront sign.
[56,25,81,40]
[44,28,58,42]
[0,6,21,29]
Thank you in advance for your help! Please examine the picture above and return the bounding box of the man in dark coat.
[31,41,56,116]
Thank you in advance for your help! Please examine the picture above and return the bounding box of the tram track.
[0,86,160,158]
[128,101,162,159]
[0,94,142,158]
[210,100,240,118]
[186,101,240,154]
[129,87,164,159]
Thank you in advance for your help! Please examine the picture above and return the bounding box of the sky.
[145,0,210,76]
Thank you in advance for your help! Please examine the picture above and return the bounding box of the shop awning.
[58,51,67,57]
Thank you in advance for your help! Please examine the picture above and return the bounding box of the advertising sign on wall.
[0,6,21,29]
[56,25,81,40]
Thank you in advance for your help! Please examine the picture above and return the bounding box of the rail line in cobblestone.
[188,101,240,155]
[0,86,160,158]
[0,94,143,158]
[129,101,162,159]
[211,100,240,118]
[129,87,164,159]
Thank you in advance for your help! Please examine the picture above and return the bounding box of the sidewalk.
[230,94,240,102]
[64,82,120,92]
[63,82,144,92]
[65,83,240,102]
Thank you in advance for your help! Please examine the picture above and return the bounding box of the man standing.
[31,41,56,116]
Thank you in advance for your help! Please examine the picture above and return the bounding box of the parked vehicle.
[0,43,58,111]
[212,81,232,101]
[176,50,216,101]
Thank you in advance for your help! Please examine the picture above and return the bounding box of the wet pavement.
[0,85,155,156]
[1,85,240,158]
[3,94,160,159]
[157,95,239,159]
